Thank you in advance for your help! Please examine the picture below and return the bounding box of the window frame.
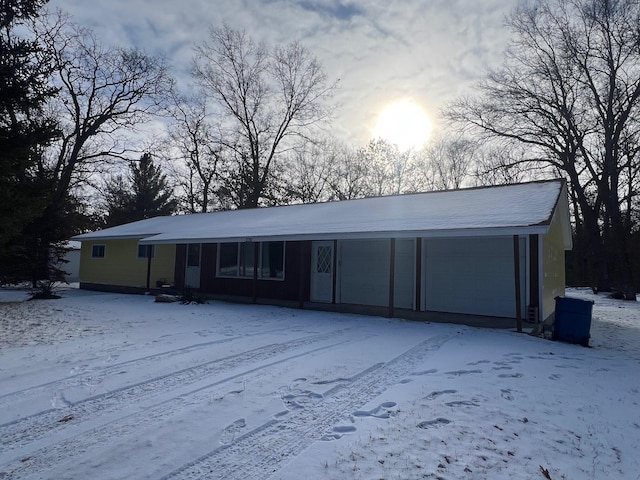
[216,241,285,281]
[137,244,155,259]
[91,244,106,259]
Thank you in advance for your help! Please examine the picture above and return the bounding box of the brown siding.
[200,243,217,291]
[174,244,186,290]
[197,241,310,302]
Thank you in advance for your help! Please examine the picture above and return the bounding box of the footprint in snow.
[411,369,438,376]
[417,418,451,429]
[320,425,356,441]
[424,389,457,400]
[281,389,323,409]
[467,360,491,366]
[353,401,397,419]
[50,391,72,409]
[445,400,479,407]
[501,389,514,401]
[219,418,246,445]
[498,373,523,378]
[444,369,483,376]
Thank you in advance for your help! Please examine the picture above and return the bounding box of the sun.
[373,100,432,151]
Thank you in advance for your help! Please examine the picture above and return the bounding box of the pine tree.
[0,0,60,283]
[104,153,177,226]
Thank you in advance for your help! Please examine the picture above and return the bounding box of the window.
[218,243,238,276]
[187,244,201,267]
[239,242,255,277]
[137,245,155,258]
[316,245,332,273]
[217,241,285,280]
[91,244,105,258]
[260,242,284,279]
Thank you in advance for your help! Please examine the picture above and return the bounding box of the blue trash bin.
[553,296,594,346]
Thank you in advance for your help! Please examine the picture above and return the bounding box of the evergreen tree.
[0,0,59,283]
[105,153,177,226]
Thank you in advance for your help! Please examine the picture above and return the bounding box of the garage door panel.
[340,240,389,307]
[424,237,524,318]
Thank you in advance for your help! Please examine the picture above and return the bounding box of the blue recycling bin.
[553,296,594,346]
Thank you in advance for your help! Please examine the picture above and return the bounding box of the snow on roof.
[73,180,567,244]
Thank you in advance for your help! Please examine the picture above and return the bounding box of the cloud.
[297,0,365,21]
[47,0,518,144]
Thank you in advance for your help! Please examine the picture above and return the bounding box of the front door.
[310,241,333,303]
[185,243,201,289]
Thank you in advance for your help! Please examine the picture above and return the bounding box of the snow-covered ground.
[0,286,638,480]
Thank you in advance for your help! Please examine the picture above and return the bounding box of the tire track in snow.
[0,328,354,454]
[1,338,354,480]
[159,334,451,480]
[0,326,294,410]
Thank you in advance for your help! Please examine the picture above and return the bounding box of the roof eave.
[72,233,161,241]
[138,225,551,245]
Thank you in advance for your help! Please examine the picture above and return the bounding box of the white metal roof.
[73,180,570,246]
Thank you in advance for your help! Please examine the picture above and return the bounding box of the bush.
[180,288,206,304]
[30,280,62,300]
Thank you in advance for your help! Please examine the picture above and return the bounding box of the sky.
[47,0,520,147]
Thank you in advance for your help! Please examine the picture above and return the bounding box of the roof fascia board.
[138,225,551,245]
[71,233,158,241]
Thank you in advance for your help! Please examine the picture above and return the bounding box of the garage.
[337,239,415,309]
[339,239,390,307]
[423,237,527,318]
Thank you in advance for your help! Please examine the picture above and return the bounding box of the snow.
[1,285,638,480]
[73,180,565,244]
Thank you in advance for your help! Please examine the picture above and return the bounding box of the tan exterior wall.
[79,239,176,288]
[541,210,567,322]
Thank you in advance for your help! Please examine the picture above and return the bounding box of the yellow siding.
[541,210,567,321]
[79,239,175,288]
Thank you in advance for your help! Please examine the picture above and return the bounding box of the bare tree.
[166,91,223,213]
[470,145,536,187]
[415,134,477,190]
[281,139,333,204]
[40,13,172,208]
[323,142,373,201]
[21,12,173,278]
[192,24,337,209]
[447,0,640,291]
[356,139,417,196]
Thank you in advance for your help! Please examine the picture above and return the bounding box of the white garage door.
[338,239,415,309]
[423,237,526,318]
[339,240,390,307]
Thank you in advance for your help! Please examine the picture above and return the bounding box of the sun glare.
[373,100,432,152]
